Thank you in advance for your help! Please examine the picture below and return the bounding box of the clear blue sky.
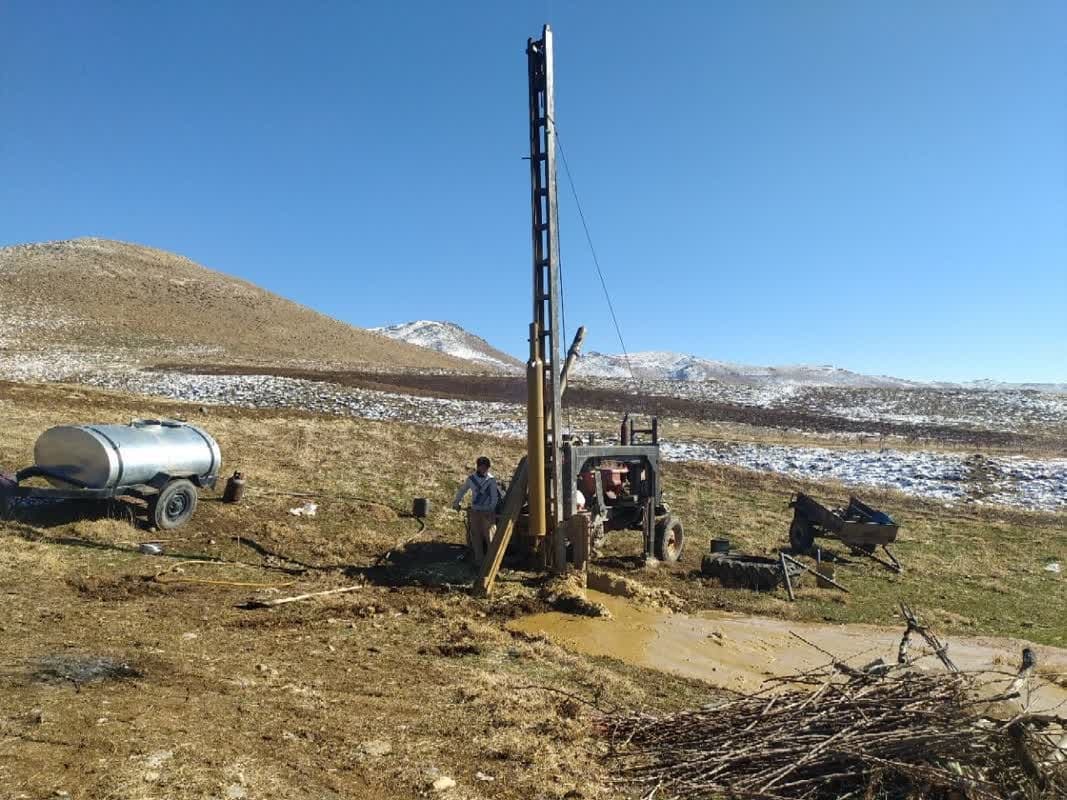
[2,2,1064,382]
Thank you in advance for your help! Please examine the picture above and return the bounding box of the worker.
[452,456,502,563]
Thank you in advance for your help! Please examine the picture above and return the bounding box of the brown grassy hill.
[0,238,469,371]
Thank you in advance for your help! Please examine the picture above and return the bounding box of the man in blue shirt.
[452,456,502,563]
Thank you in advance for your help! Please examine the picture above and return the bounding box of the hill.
[0,238,468,375]
[371,320,522,371]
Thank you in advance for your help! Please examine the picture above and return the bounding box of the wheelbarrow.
[788,492,902,572]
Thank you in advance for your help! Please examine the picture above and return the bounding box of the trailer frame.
[1,465,216,530]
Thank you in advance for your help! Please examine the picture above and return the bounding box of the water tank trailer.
[0,419,221,530]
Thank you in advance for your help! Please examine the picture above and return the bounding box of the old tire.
[150,479,198,530]
[701,553,783,591]
[789,515,815,553]
[654,515,685,562]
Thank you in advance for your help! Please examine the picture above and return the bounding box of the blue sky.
[2,1,1064,382]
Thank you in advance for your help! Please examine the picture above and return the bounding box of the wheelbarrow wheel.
[150,479,198,530]
[789,515,815,553]
[654,515,685,562]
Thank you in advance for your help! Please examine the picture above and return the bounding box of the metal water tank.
[33,419,222,489]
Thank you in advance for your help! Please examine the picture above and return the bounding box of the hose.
[151,559,297,589]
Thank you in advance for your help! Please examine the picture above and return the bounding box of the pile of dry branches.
[602,618,1066,799]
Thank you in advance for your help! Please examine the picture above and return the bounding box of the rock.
[431,776,456,792]
[475,771,495,782]
[144,750,173,768]
[144,770,161,782]
[360,739,392,758]
[224,784,247,799]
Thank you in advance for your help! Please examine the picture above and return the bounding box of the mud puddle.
[510,590,1067,712]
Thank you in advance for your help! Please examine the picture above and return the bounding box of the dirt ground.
[1,380,1064,799]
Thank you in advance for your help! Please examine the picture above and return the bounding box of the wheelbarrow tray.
[790,492,898,546]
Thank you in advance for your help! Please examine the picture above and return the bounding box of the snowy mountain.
[371,321,1065,392]
[572,351,918,388]
[949,379,1067,394]
[370,320,522,372]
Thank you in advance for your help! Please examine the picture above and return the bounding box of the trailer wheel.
[789,515,815,553]
[150,479,198,530]
[654,515,685,562]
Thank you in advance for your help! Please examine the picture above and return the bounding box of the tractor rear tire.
[654,515,685,562]
[150,479,198,530]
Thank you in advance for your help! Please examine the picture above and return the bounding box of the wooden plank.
[567,513,591,573]
[243,585,361,608]
[473,457,528,597]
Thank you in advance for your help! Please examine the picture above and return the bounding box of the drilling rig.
[474,25,685,596]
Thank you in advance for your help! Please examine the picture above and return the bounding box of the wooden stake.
[569,513,591,573]
[779,552,796,601]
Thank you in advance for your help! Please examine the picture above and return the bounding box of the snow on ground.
[78,370,529,440]
[0,346,224,383]
[661,440,1067,510]
[660,440,973,502]
[577,377,1067,434]
[54,369,1067,512]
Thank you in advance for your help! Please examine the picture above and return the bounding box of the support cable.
[552,123,635,381]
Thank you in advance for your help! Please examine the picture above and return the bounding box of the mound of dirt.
[587,569,686,612]
[539,572,611,617]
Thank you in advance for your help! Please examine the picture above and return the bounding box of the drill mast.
[526,25,564,542]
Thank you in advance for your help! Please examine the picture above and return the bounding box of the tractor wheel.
[789,515,815,553]
[150,479,198,530]
[654,515,685,562]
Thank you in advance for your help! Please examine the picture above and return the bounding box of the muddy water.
[511,591,1067,713]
